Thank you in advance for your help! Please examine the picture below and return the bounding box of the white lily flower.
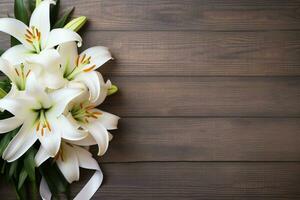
[0,75,84,162]
[0,0,82,66]
[58,42,112,102]
[36,142,103,200]
[65,89,119,156]
[0,58,31,91]
[0,49,65,90]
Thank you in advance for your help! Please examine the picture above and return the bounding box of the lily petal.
[73,145,99,170]
[26,49,61,69]
[48,87,83,118]
[2,120,38,162]
[65,134,96,146]
[58,115,88,141]
[0,18,32,49]
[58,42,78,75]
[0,97,33,117]
[83,121,109,156]
[56,143,80,183]
[40,176,52,200]
[0,117,23,134]
[35,145,50,167]
[37,117,61,157]
[46,29,82,50]
[25,74,52,108]
[80,46,112,71]
[0,58,14,81]
[2,45,34,65]
[30,0,55,49]
[94,73,112,106]
[93,109,120,130]
[74,71,100,103]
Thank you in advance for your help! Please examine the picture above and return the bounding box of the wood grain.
[84,31,300,76]
[58,0,300,31]
[100,118,300,162]
[1,162,300,199]
[72,162,300,199]
[1,0,300,31]
[102,77,300,117]
[2,31,300,76]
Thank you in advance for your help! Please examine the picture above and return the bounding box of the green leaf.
[0,49,4,56]
[1,161,6,174]
[13,0,29,47]
[0,77,12,93]
[28,0,36,13]
[0,88,7,99]
[0,128,19,156]
[14,0,29,25]
[0,133,13,156]
[9,161,18,178]
[50,0,60,27]
[39,161,70,198]
[18,167,28,190]
[11,37,21,47]
[53,7,74,29]
[23,149,36,181]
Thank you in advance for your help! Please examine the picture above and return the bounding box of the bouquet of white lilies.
[0,0,119,199]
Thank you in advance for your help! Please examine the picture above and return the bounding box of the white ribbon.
[40,161,103,200]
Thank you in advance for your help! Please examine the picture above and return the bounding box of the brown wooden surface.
[1,0,300,199]
[101,77,300,117]
[100,118,300,162]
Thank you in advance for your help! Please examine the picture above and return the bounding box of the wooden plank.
[101,77,300,117]
[2,0,300,31]
[1,162,300,199]
[82,31,300,76]
[58,0,300,31]
[100,118,300,162]
[1,31,300,76]
[71,162,300,199]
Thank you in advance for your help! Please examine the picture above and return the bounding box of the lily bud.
[108,84,118,96]
[64,16,87,32]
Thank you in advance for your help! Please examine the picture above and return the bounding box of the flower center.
[35,110,52,136]
[14,63,31,90]
[65,54,96,80]
[25,26,42,53]
[71,102,102,124]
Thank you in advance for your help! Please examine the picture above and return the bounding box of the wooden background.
[1,0,300,199]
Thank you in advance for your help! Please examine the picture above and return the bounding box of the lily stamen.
[15,68,20,76]
[83,65,96,72]
[36,110,52,136]
[24,26,42,53]
[71,102,103,123]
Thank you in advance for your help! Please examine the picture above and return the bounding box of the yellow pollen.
[76,56,80,67]
[46,121,52,131]
[36,122,40,131]
[81,54,86,63]
[93,111,102,116]
[26,70,31,77]
[25,27,41,45]
[85,105,95,110]
[83,65,96,72]
[15,69,20,76]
